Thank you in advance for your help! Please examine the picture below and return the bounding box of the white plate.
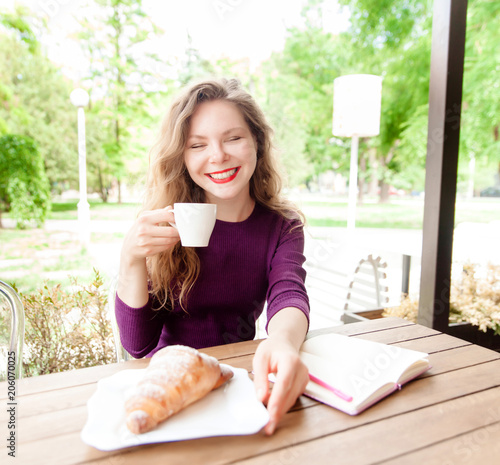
[81,364,269,451]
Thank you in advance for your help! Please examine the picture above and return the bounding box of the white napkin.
[81,364,269,451]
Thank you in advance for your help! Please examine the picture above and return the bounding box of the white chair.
[0,280,25,379]
[342,255,389,322]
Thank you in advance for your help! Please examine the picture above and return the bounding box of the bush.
[384,262,500,335]
[0,270,117,378]
[0,134,51,228]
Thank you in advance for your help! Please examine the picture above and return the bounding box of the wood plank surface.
[306,317,417,339]
[381,421,500,465]
[14,351,500,463]
[236,387,500,465]
[0,337,260,400]
[1,359,148,399]
[3,318,500,465]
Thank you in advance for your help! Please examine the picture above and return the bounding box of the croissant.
[125,345,233,434]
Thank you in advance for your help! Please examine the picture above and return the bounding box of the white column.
[77,107,90,247]
[347,135,359,231]
[71,88,91,248]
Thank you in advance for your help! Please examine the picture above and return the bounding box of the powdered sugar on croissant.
[125,345,233,434]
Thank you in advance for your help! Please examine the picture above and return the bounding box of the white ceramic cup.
[169,203,217,247]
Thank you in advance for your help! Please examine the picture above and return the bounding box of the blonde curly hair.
[144,78,302,310]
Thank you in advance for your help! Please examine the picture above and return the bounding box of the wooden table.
[2,317,500,464]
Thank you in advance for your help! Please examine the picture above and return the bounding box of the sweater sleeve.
[265,218,310,331]
[114,292,164,358]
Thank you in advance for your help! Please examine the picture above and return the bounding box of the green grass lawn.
[305,202,422,228]
[3,195,498,230]
[48,199,141,221]
[299,197,499,229]
[44,196,500,229]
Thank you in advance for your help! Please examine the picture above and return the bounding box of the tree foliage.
[398,0,500,191]
[257,24,353,184]
[0,6,39,53]
[0,134,51,228]
[0,0,497,209]
[76,0,166,202]
[0,8,79,189]
[267,0,498,198]
[460,0,500,180]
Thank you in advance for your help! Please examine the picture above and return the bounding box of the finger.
[132,228,180,257]
[139,206,175,226]
[252,346,272,405]
[264,359,309,436]
[140,236,179,248]
[134,214,178,240]
[134,223,179,243]
[263,369,295,435]
[150,224,180,239]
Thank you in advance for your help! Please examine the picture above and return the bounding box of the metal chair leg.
[0,280,25,379]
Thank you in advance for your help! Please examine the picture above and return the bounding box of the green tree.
[0,134,51,228]
[177,33,216,85]
[258,23,354,188]
[256,63,315,187]
[77,0,165,202]
[335,0,433,201]
[398,0,500,194]
[0,6,39,54]
[0,8,79,189]
[456,0,500,192]
[261,0,434,199]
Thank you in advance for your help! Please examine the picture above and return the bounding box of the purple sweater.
[115,203,310,358]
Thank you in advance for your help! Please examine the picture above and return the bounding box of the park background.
[0,0,499,377]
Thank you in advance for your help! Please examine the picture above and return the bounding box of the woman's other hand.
[252,307,309,435]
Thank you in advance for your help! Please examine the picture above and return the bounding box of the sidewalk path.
[43,219,134,279]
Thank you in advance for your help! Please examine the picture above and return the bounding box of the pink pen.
[308,373,353,402]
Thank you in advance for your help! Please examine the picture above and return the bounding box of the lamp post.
[70,88,90,247]
[333,74,382,231]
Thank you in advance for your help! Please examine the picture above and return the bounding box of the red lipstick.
[205,167,240,184]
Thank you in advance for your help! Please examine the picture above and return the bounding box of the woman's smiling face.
[183,99,257,206]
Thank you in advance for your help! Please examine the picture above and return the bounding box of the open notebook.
[300,333,431,415]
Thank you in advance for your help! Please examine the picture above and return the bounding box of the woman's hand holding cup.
[121,207,181,266]
[118,203,216,308]
[118,207,180,308]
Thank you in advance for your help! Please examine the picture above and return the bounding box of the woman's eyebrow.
[187,127,247,140]
[221,127,246,134]
[186,134,207,141]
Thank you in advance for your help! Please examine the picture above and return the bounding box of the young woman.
[116,78,310,435]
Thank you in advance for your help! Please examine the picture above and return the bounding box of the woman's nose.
[209,142,227,163]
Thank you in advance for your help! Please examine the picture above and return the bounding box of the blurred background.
[0,1,498,352]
